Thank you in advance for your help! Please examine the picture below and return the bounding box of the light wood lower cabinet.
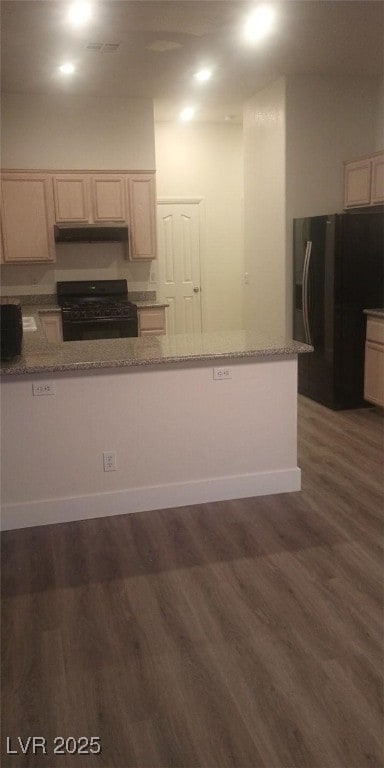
[138,307,166,336]
[364,316,384,407]
[40,312,63,343]
[1,174,56,263]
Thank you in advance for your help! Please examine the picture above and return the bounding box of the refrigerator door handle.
[302,240,312,345]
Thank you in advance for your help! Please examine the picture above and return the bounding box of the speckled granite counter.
[18,300,168,312]
[363,308,384,319]
[1,314,312,375]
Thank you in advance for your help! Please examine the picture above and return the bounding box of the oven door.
[62,316,138,341]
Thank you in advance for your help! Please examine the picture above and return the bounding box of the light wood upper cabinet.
[128,175,157,260]
[91,176,127,222]
[53,175,90,222]
[344,151,384,208]
[52,171,156,258]
[1,173,55,263]
[1,169,157,263]
[370,153,384,205]
[53,173,128,223]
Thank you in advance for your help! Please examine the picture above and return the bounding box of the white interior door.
[156,200,202,334]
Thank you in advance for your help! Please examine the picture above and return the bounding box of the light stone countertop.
[134,301,169,309]
[1,304,312,376]
[363,308,384,319]
[30,300,169,312]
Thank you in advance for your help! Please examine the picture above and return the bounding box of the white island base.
[1,356,300,530]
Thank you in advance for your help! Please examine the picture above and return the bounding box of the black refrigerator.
[293,211,383,410]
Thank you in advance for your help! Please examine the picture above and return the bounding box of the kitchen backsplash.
[0,241,158,297]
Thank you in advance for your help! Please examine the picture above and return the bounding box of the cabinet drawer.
[366,318,384,344]
[138,308,166,335]
[140,328,165,336]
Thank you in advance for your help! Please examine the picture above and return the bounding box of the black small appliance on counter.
[57,279,138,341]
[0,300,23,360]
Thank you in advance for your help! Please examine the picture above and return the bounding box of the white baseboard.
[1,468,301,531]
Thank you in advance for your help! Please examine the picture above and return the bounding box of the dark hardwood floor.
[1,396,383,768]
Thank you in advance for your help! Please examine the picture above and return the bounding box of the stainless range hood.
[54,224,129,243]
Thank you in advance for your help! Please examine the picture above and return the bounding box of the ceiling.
[1,0,383,122]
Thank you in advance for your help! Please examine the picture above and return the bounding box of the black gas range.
[57,280,138,341]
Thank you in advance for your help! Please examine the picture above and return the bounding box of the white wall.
[242,75,383,337]
[285,76,382,221]
[0,245,154,297]
[285,75,383,333]
[243,78,286,335]
[0,93,156,296]
[1,358,300,529]
[155,122,244,332]
[1,93,155,170]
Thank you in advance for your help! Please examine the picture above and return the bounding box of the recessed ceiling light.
[59,62,75,75]
[179,106,195,122]
[67,2,92,27]
[194,68,212,82]
[244,4,276,42]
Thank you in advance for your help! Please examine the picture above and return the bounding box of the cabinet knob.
[193,286,200,293]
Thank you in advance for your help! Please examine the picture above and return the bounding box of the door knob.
[193,286,200,293]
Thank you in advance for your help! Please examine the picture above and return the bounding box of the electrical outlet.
[213,367,232,380]
[32,382,56,396]
[103,451,117,472]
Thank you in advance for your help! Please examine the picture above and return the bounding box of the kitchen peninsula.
[1,323,312,531]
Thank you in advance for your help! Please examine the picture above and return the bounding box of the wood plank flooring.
[1,396,383,768]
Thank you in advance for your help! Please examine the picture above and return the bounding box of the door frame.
[157,197,206,333]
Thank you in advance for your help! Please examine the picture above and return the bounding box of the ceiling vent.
[85,42,121,52]
[85,42,103,51]
[102,43,120,53]
[146,40,182,52]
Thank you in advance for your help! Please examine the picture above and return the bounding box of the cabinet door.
[364,341,384,406]
[91,176,127,221]
[128,175,156,260]
[370,153,384,204]
[0,213,4,263]
[40,313,63,343]
[53,175,90,222]
[1,174,55,263]
[138,308,166,335]
[344,159,371,208]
